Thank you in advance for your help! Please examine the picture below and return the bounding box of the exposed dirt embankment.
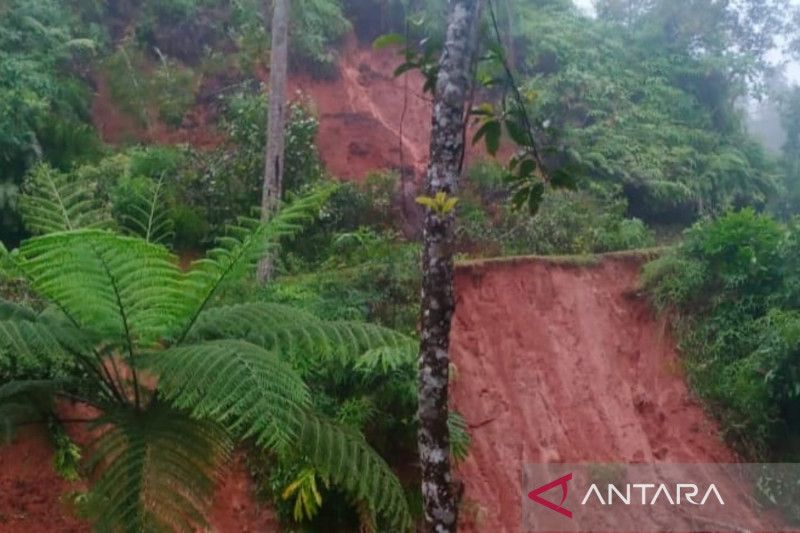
[288,37,433,183]
[450,255,739,532]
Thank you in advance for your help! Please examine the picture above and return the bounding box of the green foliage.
[293,412,412,530]
[101,42,151,127]
[269,229,420,334]
[416,192,458,215]
[644,209,783,313]
[280,175,397,269]
[0,187,413,530]
[0,0,100,182]
[164,92,326,245]
[643,210,800,457]
[102,40,199,129]
[0,305,77,381]
[289,0,351,75]
[512,3,781,222]
[460,162,653,256]
[19,163,111,235]
[282,466,325,522]
[448,411,471,463]
[113,175,175,245]
[50,421,81,481]
[145,339,312,450]
[152,53,198,127]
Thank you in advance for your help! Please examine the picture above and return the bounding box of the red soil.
[0,257,757,532]
[450,256,743,532]
[288,36,433,183]
[91,73,224,149]
[287,35,512,186]
[0,425,277,532]
[0,427,87,532]
[90,33,502,187]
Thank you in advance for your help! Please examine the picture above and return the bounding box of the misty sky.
[571,0,800,84]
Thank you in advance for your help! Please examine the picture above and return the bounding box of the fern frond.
[0,298,37,321]
[119,176,175,245]
[187,302,417,366]
[296,413,413,531]
[15,230,183,344]
[175,187,333,340]
[185,302,320,341]
[282,466,325,522]
[0,242,23,281]
[87,402,232,533]
[448,411,471,463]
[0,379,61,441]
[0,317,76,380]
[355,345,417,376]
[144,340,312,451]
[19,164,111,235]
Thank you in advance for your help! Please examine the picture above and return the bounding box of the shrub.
[641,254,708,311]
[289,0,351,76]
[460,163,654,256]
[151,55,198,127]
[644,209,800,458]
[644,209,784,314]
[682,208,783,299]
[103,41,199,129]
[270,231,420,334]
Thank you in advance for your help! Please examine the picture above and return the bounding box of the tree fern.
[0,298,37,321]
[0,380,62,441]
[19,164,111,235]
[448,411,471,463]
[0,317,74,379]
[0,186,414,531]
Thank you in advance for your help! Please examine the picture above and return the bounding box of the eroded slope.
[451,256,738,532]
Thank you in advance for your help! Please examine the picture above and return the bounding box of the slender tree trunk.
[258,0,289,283]
[417,2,482,532]
[504,0,515,68]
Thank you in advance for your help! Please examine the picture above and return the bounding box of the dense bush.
[166,92,325,245]
[289,0,351,76]
[7,91,325,251]
[643,209,800,458]
[459,160,653,256]
[0,0,104,245]
[102,41,200,129]
[268,230,420,334]
[509,1,785,224]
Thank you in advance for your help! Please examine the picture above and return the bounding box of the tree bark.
[417,2,482,532]
[257,0,289,283]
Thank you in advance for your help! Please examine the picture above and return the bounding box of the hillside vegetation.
[1,0,800,530]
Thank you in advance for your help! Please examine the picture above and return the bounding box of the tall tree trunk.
[257,0,289,283]
[417,1,482,532]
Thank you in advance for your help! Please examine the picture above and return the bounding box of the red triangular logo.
[528,472,573,518]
